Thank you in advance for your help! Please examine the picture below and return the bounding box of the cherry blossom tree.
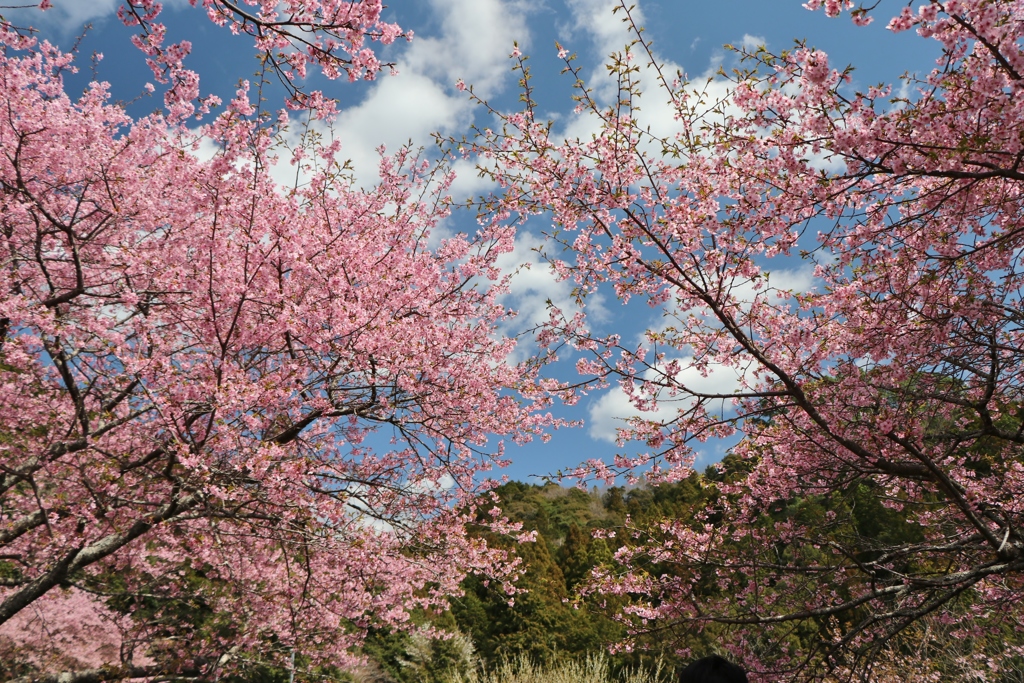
[471,0,1024,679]
[0,6,554,679]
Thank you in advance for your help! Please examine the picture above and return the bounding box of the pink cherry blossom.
[0,26,558,678]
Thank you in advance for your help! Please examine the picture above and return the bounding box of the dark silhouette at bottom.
[678,655,749,683]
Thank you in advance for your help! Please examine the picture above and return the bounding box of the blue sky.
[10,0,941,483]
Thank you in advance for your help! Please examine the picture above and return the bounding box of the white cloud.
[9,0,118,32]
[739,33,766,53]
[588,263,817,443]
[331,71,472,182]
[633,264,817,353]
[401,0,532,98]
[588,357,746,443]
[561,0,655,110]
[555,0,718,156]
[552,3,778,169]
[496,229,607,330]
[448,157,500,201]
[731,265,817,310]
[11,0,189,34]
[564,0,642,54]
[324,0,531,184]
[180,0,532,193]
